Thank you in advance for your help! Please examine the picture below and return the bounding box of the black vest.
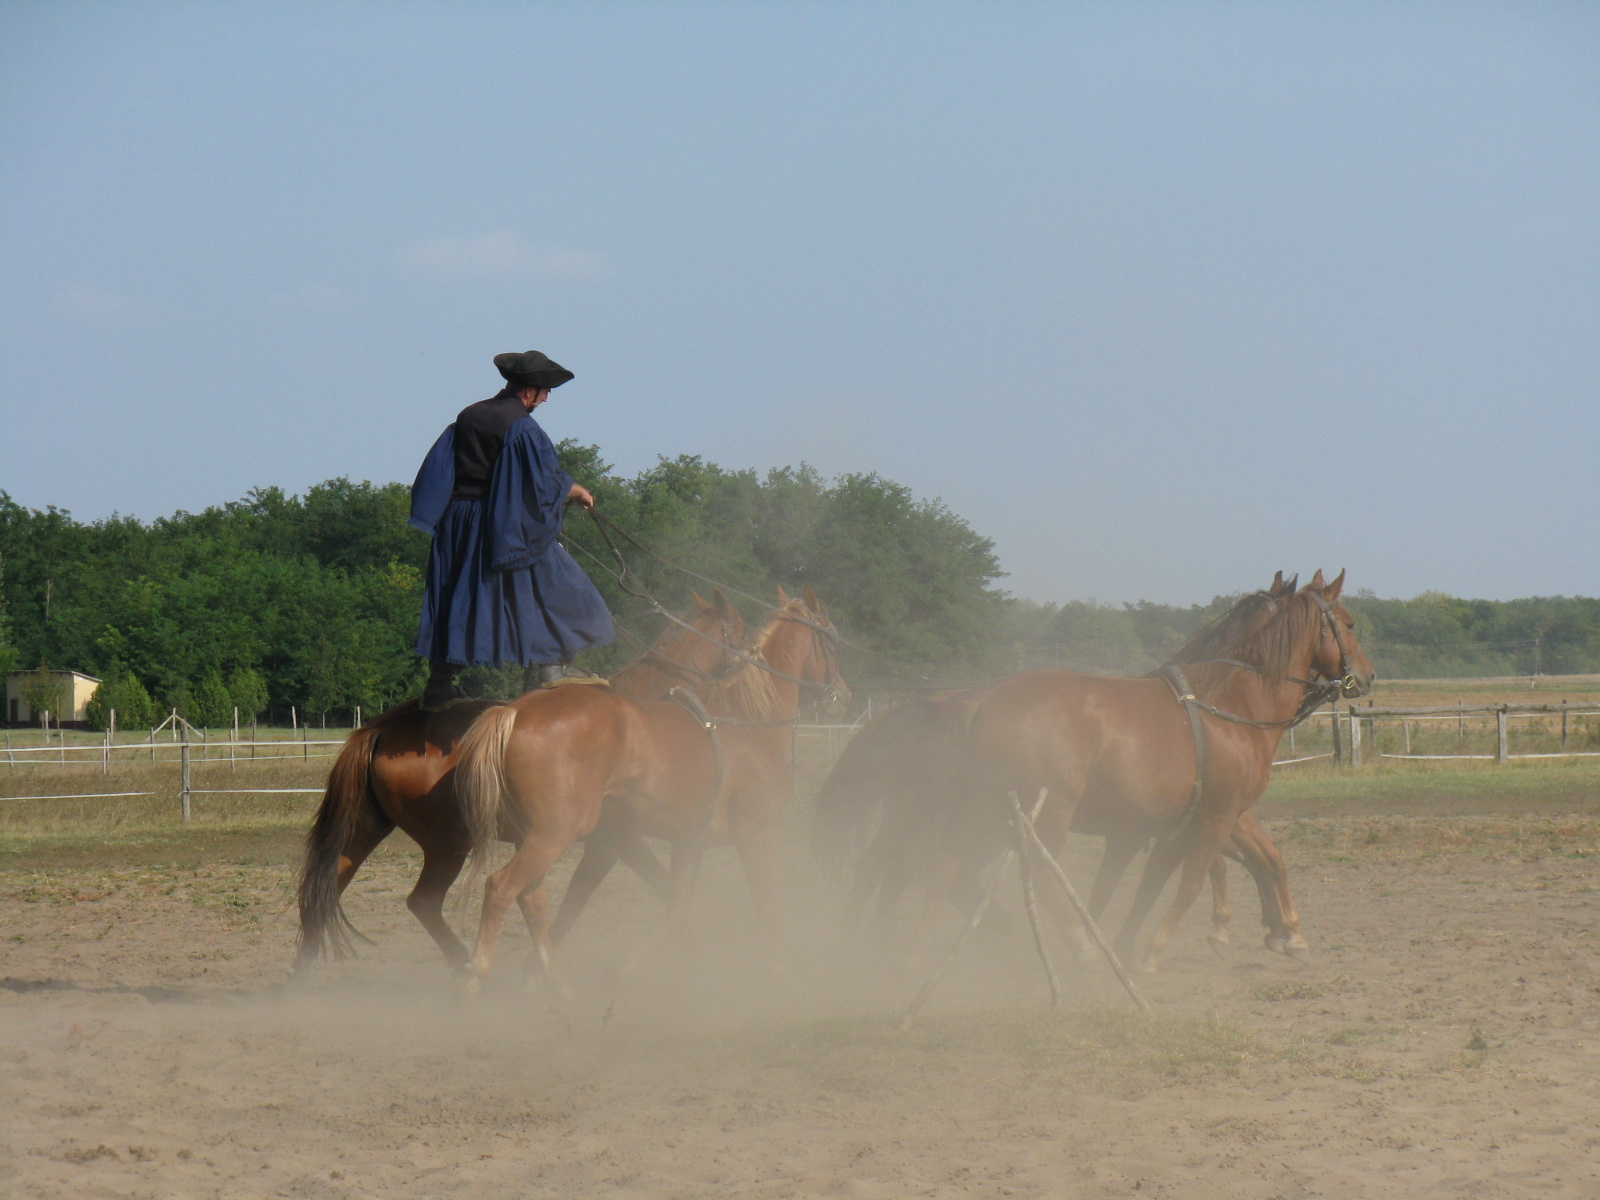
[450,391,526,500]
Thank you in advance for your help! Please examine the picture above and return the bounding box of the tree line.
[2,447,1595,728]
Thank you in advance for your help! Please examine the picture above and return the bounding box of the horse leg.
[464,835,565,995]
[405,843,470,968]
[1142,823,1231,970]
[514,879,568,995]
[549,833,623,946]
[665,836,706,955]
[1233,816,1307,959]
[1088,831,1145,921]
[1112,837,1186,968]
[1206,856,1232,956]
[617,828,671,902]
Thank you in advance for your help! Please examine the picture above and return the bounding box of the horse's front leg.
[1232,813,1308,959]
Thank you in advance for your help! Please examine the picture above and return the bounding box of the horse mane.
[700,599,811,720]
[1162,589,1320,696]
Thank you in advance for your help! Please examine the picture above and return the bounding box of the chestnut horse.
[815,570,1370,968]
[294,590,745,969]
[453,587,845,991]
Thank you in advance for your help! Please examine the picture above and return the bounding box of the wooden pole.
[1011,792,1060,1009]
[1496,706,1508,764]
[231,707,238,770]
[1348,705,1361,767]
[1562,702,1569,751]
[899,791,1057,1030]
[1012,792,1151,1015]
[900,842,1018,1030]
[1330,704,1342,765]
[180,736,191,823]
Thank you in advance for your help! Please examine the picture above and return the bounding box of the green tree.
[85,670,157,731]
[194,669,234,728]
[165,681,196,726]
[227,667,269,722]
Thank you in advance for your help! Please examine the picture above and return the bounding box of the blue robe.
[409,416,614,666]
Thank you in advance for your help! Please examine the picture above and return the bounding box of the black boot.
[420,660,465,711]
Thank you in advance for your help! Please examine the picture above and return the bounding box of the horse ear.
[691,589,711,612]
[802,582,824,614]
[1307,569,1326,590]
[1285,574,1299,594]
[1270,571,1287,595]
[1325,569,1346,601]
[712,589,737,619]
[776,585,791,606]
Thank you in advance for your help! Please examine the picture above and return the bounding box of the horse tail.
[296,722,381,962]
[456,704,522,879]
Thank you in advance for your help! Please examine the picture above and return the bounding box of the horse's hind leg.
[465,836,566,994]
[1142,822,1231,970]
[406,843,469,968]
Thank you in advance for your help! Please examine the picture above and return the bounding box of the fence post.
[1348,705,1361,767]
[302,722,309,760]
[1330,704,1342,765]
[231,707,238,770]
[5,730,12,772]
[180,736,191,823]
[102,711,112,774]
[1496,706,1508,764]
[355,705,361,730]
[1562,702,1569,751]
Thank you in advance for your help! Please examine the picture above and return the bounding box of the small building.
[5,670,102,727]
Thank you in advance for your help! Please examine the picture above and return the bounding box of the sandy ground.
[2,812,1598,1200]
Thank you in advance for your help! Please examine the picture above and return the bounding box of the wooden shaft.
[1012,793,1152,1016]
[1012,795,1061,1010]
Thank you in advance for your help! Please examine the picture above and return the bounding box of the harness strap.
[666,686,725,824]
[1159,665,1208,840]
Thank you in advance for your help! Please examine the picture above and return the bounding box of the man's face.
[519,387,551,410]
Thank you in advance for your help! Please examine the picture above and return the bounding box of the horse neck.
[725,619,815,721]
[1198,627,1321,734]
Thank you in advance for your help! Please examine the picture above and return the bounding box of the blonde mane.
[700,598,813,719]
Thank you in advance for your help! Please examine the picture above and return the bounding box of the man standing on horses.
[408,350,614,710]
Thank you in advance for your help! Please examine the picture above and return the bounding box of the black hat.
[494,350,574,390]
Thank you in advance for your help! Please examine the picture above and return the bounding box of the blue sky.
[2,1,1595,603]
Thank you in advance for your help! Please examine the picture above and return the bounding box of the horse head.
[1301,569,1374,697]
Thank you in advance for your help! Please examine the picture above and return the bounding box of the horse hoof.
[1286,939,1311,962]
[1207,932,1231,958]
[460,973,484,1001]
[1264,934,1287,955]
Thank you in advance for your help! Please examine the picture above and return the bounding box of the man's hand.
[566,482,595,510]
